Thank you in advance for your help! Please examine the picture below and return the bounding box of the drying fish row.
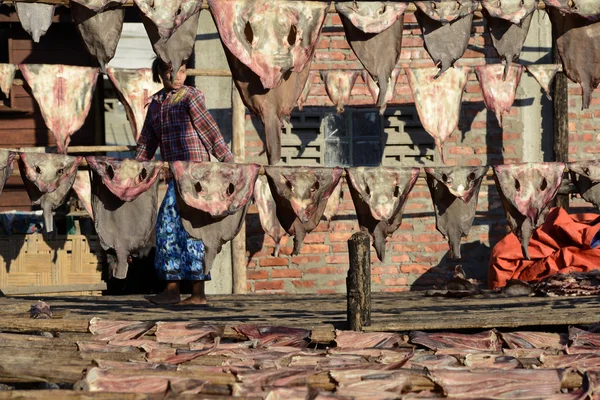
[3,150,600,278]
[0,61,561,164]
[1,0,598,166]
[44,317,600,397]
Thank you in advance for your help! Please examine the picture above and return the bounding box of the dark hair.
[151,57,170,83]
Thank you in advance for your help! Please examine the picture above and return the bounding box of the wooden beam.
[231,81,247,295]
[347,232,371,331]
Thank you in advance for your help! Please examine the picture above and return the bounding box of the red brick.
[390,233,412,242]
[327,279,346,286]
[311,223,331,232]
[304,233,327,243]
[502,132,520,140]
[255,281,284,291]
[391,255,410,263]
[272,269,302,278]
[260,257,289,267]
[372,266,398,275]
[300,244,330,254]
[305,266,345,275]
[247,250,268,258]
[423,243,450,253]
[448,147,474,155]
[326,255,348,264]
[247,270,268,280]
[400,264,432,274]
[317,38,330,49]
[315,51,345,61]
[392,244,421,252]
[383,277,408,286]
[278,246,294,256]
[292,280,315,288]
[317,289,336,294]
[331,243,348,253]
[291,255,322,265]
[413,234,443,243]
[330,14,342,25]
[329,232,353,242]
[330,39,350,49]
[414,255,440,263]
[247,260,257,268]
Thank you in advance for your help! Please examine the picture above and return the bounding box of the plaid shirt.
[135,86,233,177]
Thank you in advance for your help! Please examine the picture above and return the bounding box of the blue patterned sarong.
[155,181,211,281]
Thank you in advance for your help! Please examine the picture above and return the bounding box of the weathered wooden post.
[347,231,371,331]
[231,81,247,294]
[552,31,569,209]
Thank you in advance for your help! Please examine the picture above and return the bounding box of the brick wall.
[238,11,599,293]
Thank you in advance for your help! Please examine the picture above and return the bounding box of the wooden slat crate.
[0,234,105,296]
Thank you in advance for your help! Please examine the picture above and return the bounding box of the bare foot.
[145,293,181,305]
[176,296,208,306]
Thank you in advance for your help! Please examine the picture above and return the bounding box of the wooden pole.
[347,231,371,331]
[552,33,569,210]
[231,81,247,295]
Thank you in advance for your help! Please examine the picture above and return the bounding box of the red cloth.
[488,207,600,289]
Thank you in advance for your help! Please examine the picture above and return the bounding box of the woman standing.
[135,58,233,306]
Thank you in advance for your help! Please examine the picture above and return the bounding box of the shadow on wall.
[410,241,492,291]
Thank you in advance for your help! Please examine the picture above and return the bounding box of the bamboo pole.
[231,81,247,295]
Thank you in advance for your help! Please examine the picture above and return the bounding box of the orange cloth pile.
[488,207,600,289]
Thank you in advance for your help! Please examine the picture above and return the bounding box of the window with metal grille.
[280,106,437,167]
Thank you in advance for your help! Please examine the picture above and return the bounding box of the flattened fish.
[525,64,561,100]
[481,0,536,77]
[546,2,600,109]
[336,2,406,112]
[0,149,15,198]
[15,2,54,43]
[475,63,523,128]
[406,66,471,163]
[171,161,260,274]
[254,175,286,257]
[425,166,489,259]
[569,160,600,209]
[493,162,565,260]
[208,0,330,90]
[321,70,360,114]
[363,69,399,114]
[19,64,99,153]
[297,70,316,111]
[87,156,163,279]
[18,152,82,233]
[71,0,128,70]
[106,68,163,142]
[346,166,419,261]
[265,166,343,254]
[0,64,16,97]
[414,1,476,76]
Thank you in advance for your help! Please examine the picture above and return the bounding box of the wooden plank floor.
[0,292,599,332]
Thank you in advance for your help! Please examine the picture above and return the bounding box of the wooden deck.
[0,291,599,333]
